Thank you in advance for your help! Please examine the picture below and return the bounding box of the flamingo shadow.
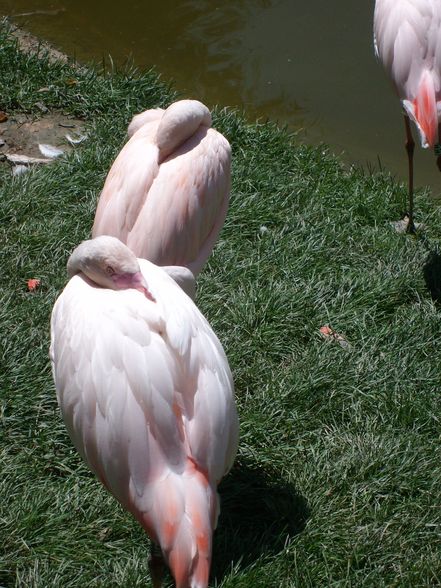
[211,459,309,580]
[423,249,441,302]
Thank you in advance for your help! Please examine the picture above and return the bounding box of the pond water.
[1,0,440,197]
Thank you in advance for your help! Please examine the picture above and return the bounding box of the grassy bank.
[1,22,441,587]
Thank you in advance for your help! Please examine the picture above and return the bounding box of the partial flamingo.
[50,236,239,588]
[373,0,441,232]
[92,99,231,276]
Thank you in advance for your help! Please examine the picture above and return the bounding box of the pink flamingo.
[92,100,231,276]
[50,236,239,588]
[374,0,441,232]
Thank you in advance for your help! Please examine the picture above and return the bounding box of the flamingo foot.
[391,214,424,234]
[405,214,416,234]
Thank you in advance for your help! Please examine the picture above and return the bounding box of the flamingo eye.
[105,265,115,276]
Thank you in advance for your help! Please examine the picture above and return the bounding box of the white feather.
[38,143,64,158]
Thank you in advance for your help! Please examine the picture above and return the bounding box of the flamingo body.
[50,237,239,587]
[92,100,231,276]
[374,0,441,148]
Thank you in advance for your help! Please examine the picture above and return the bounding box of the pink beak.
[113,271,156,302]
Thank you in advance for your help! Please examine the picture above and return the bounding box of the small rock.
[35,102,49,113]
[13,165,29,176]
[3,153,52,165]
[319,325,350,349]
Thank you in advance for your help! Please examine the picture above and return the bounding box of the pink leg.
[436,123,441,173]
[404,115,415,233]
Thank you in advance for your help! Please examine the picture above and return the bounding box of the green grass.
[2,21,441,588]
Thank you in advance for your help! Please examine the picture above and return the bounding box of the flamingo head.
[67,236,156,301]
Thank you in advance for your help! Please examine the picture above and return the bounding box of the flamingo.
[50,236,239,587]
[373,0,441,233]
[92,100,231,276]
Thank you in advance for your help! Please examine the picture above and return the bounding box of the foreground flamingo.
[50,236,239,587]
[374,0,441,232]
[92,100,231,276]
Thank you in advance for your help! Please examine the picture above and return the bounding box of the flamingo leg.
[436,123,441,173]
[404,114,416,233]
[148,543,165,588]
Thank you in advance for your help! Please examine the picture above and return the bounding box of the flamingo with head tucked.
[92,99,231,276]
[374,0,441,232]
[50,236,239,587]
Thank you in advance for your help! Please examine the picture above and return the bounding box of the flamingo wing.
[92,119,161,243]
[374,0,435,96]
[161,265,196,299]
[136,259,238,482]
[128,128,231,275]
[50,271,183,508]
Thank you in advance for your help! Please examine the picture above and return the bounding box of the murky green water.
[1,0,440,196]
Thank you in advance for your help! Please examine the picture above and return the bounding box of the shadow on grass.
[423,250,441,302]
[212,459,309,580]
[0,571,12,588]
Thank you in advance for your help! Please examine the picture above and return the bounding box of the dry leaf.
[319,325,350,349]
[27,278,41,291]
[98,527,111,541]
[0,111,8,123]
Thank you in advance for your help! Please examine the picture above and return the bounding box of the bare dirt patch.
[0,111,85,159]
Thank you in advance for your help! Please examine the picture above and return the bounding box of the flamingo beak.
[113,271,156,302]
